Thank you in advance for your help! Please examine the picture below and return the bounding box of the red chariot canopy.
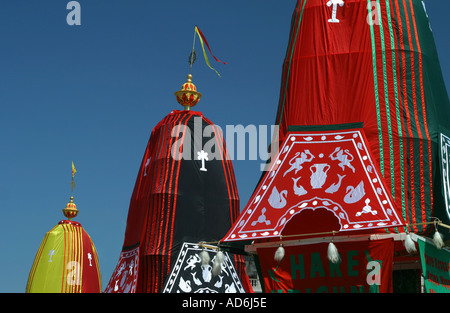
[106,109,252,293]
[222,127,405,243]
[273,0,450,235]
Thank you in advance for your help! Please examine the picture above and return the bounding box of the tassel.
[404,233,417,254]
[199,249,210,265]
[212,250,225,277]
[327,241,340,264]
[432,220,445,250]
[433,230,445,250]
[274,244,285,263]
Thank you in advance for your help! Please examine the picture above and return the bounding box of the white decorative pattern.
[104,247,140,293]
[223,129,403,242]
[162,242,245,293]
[440,133,450,219]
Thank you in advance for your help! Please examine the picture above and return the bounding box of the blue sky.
[0,1,448,293]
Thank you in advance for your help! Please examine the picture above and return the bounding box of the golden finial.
[63,196,78,220]
[63,161,78,220]
[174,74,202,110]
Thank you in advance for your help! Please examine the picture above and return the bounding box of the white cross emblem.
[197,150,209,172]
[48,249,55,262]
[327,0,344,23]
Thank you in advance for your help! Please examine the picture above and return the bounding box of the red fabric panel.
[222,129,405,243]
[257,238,394,293]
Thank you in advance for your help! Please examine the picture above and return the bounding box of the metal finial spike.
[188,50,197,68]
[70,178,76,193]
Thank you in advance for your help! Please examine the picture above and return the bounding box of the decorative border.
[225,130,402,241]
[104,247,139,293]
[440,133,450,219]
[162,242,245,293]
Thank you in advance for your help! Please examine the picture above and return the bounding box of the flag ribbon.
[71,161,77,192]
[194,26,226,77]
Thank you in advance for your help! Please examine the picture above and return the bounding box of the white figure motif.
[329,147,355,172]
[197,150,209,172]
[344,181,366,203]
[356,199,378,216]
[327,0,345,23]
[292,177,308,196]
[251,208,271,226]
[116,263,126,277]
[268,186,288,208]
[201,264,212,283]
[325,174,346,194]
[310,164,330,189]
[87,253,93,266]
[178,276,192,292]
[48,249,55,262]
[214,275,223,288]
[184,254,201,271]
[283,150,314,177]
[225,283,237,293]
[143,157,151,176]
[191,272,202,286]
[129,260,134,275]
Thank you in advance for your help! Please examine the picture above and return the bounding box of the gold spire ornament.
[63,161,79,220]
[175,74,202,110]
[63,196,78,220]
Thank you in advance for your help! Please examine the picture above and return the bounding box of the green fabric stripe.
[385,0,406,227]
[277,0,307,127]
[394,0,433,233]
[397,0,418,231]
[411,0,433,231]
[368,0,384,174]
[405,0,429,232]
[375,0,395,197]
[396,0,414,226]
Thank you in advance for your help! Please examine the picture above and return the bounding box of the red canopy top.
[222,127,405,243]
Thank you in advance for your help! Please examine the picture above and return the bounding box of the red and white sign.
[257,238,394,293]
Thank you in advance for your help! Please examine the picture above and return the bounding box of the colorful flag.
[72,161,77,177]
[194,26,226,77]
